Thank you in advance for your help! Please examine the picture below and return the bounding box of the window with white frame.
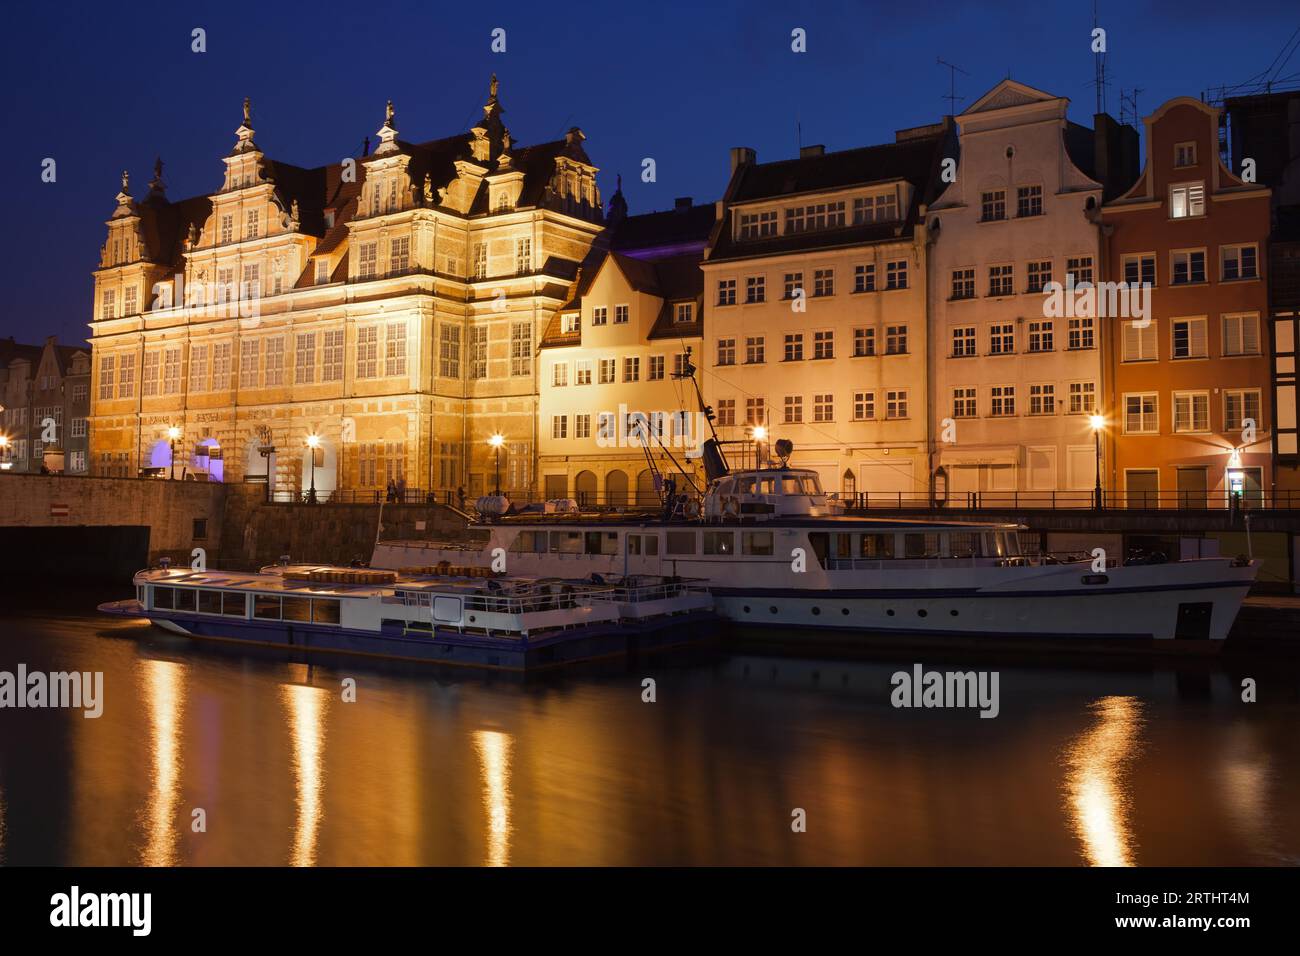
[1224,389,1261,431]
[674,302,694,324]
[885,260,908,290]
[516,237,532,274]
[188,345,208,393]
[220,214,233,243]
[1016,184,1043,217]
[295,333,317,384]
[952,326,976,357]
[264,336,285,386]
[1068,316,1095,350]
[853,327,876,357]
[1221,313,1260,356]
[648,355,665,380]
[472,243,487,280]
[717,279,736,305]
[358,242,377,279]
[1029,383,1055,415]
[1028,320,1054,353]
[1170,182,1205,218]
[1173,392,1210,432]
[952,387,977,418]
[385,322,407,376]
[560,313,579,334]
[1068,381,1096,414]
[1124,393,1158,433]
[574,414,591,439]
[990,385,1015,416]
[623,356,640,382]
[853,390,876,420]
[1066,256,1094,285]
[1174,142,1197,167]
[598,358,616,384]
[591,306,607,326]
[813,330,834,359]
[980,190,1006,222]
[784,333,804,361]
[164,347,182,393]
[1027,260,1052,293]
[716,399,735,426]
[951,268,975,300]
[1122,320,1157,362]
[510,322,531,376]
[783,395,803,423]
[239,339,260,389]
[142,351,160,397]
[738,211,777,239]
[783,272,803,299]
[1221,244,1258,281]
[785,201,845,233]
[315,259,331,284]
[813,269,834,297]
[356,326,378,379]
[854,263,876,293]
[390,236,410,274]
[1171,250,1206,285]
[614,304,629,324]
[439,325,460,379]
[322,330,344,382]
[551,415,567,439]
[551,361,568,387]
[575,359,592,385]
[745,336,765,364]
[745,276,766,303]
[71,417,88,439]
[988,264,1013,297]
[813,394,833,422]
[886,389,908,419]
[246,209,260,239]
[1171,316,1208,359]
[717,338,736,366]
[989,324,1014,355]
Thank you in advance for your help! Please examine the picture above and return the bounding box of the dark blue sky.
[2,0,1296,346]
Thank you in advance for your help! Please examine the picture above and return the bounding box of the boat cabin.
[703,467,839,519]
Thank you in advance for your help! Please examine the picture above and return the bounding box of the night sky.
[2,0,1295,346]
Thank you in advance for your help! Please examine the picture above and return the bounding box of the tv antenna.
[1119,87,1142,127]
[1092,1,1108,115]
[936,57,969,114]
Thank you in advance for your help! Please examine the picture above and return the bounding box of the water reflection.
[140,659,186,867]
[1216,723,1274,858]
[473,730,513,867]
[282,682,329,867]
[1062,696,1143,867]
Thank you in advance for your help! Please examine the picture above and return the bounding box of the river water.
[1,592,1297,866]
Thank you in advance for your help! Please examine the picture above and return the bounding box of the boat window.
[666,531,697,555]
[803,474,824,495]
[153,586,174,610]
[585,531,619,555]
[282,596,311,622]
[737,477,756,494]
[173,588,196,611]
[628,535,642,556]
[742,531,774,555]
[948,532,980,558]
[860,533,895,559]
[311,599,340,625]
[644,535,659,556]
[806,532,829,567]
[254,594,281,620]
[833,533,853,559]
[1004,532,1024,556]
[512,530,547,553]
[703,531,735,555]
[757,477,776,495]
[198,589,223,615]
[985,532,1005,557]
[549,531,582,554]
[222,592,246,617]
[904,533,940,559]
[717,479,735,495]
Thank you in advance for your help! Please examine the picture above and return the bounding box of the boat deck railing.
[594,578,711,604]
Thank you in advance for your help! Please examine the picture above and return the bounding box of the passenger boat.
[372,456,1259,652]
[98,564,714,670]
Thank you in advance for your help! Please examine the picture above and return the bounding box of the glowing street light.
[0,433,11,471]
[305,434,321,504]
[751,425,768,441]
[167,426,181,480]
[488,433,505,495]
[1089,414,1106,511]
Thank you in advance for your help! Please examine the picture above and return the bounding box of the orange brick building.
[1102,97,1272,507]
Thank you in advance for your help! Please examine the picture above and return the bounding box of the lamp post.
[488,433,504,496]
[305,434,320,504]
[1089,414,1105,511]
[167,426,181,480]
[0,433,10,471]
[751,424,768,469]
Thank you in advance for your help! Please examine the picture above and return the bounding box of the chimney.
[730,146,757,176]
[799,144,825,159]
[1093,112,1140,201]
[674,197,692,211]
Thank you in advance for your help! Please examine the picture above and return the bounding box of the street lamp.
[167,426,181,480]
[1089,414,1105,511]
[0,433,10,472]
[488,433,504,496]
[305,434,321,504]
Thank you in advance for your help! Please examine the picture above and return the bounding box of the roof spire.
[607,172,627,226]
[374,98,400,155]
[147,156,166,199]
[232,96,258,154]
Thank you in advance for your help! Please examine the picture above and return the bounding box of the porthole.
[950,609,959,617]
[917,609,928,618]
[769,606,778,614]
[468,615,476,623]
[812,607,821,616]
[841,608,850,616]
[743,605,751,613]
[886,609,895,617]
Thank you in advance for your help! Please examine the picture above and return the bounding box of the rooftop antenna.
[1119,87,1142,127]
[936,57,969,114]
[1092,0,1108,115]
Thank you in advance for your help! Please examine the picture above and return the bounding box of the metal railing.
[833,490,1288,512]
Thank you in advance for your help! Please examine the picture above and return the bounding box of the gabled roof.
[963,79,1060,115]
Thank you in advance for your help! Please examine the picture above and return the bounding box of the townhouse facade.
[0,336,91,474]
[927,80,1138,501]
[89,79,605,498]
[1102,97,1273,507]
[537,197,714,504]
[701,127,950,499]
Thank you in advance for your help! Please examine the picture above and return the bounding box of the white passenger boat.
[99,564,715,670]
[373,462,1258,651]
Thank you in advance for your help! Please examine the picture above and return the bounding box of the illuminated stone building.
[89,78,604,497]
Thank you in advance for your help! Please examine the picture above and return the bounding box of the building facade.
[927,81,1137,502]
[89,79,604,498]
[0,336,91,474]
[1102,97,1273,506]
[702,128,950,499]
[537,197,714,505]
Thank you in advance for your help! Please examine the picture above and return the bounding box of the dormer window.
[853,193,898,224]
[785,201,845,234]
[1170,182,1205,219]
[315,259,331,285]
[738,210,777,239]
[561,313,580,334]
[674,302,694,324]
[1174,142,1197,167]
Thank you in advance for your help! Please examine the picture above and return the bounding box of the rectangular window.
[614,304,629,324]
[885,260,908,290]
[552,362,569,387]
[1222,313,1260,356]
[648,355,665,380]
[1122,320,1157,362]
[785,201,845,233]
[188,345,208,393]
[885,325,908,355]
[1066,256,1094,286]
[745,276,766,303]
[783,395,803,423]
[738,211,777,239]
[854,263,876,293]
[745,397,766,426]
[322,329,344,382]
[981,190,1006,222]
[358,242,378,279]
[574,414,591,439]
[510,322,531,376]
[623,356,640,382]
[1173,392,1210,432]
[71,417,88,438]
[101,289,117,320]
[853,390,876,420]
[717,279,736,306]
[439,324,461,378]
[952,326,976,357]
[1027,259,1052,293]
[1029,383,1055,415]
[598,358,616,384]
[385,322,407,376]
[220,214,233,244]
[116,353,135,399]
[1016,184,1043,218]
[1028,320,1054,352]
[551,415,567,439]
[246,209,260,239]
[784,333,804,362]
[745,336,765,364]
[813,393,833,422]
[356,326,378,379]
[1170,182,1205,218]
[264,336,285,386]
[591,306,608,326]
[886,390,908,419]
[390,236,410,274]
[142,350,160,397]
[716,399,735,426]
[1124,393,1159,434]
[1067,316,1095,350]
[574,358,592,385]
[1068,381,1096,414]
[674,302,694,324]
[472,243,487,280]
[1123,254,1157,287]
[951,268,975,300]
[989,324,1014,355]
[164,347,182,394]
[560,313,579,334]
[952,386,977,418]
[783,273,803,299]
[124,286,138,316]
[315,259,331,284]
[813,330,833,359]
[853,192,898,223]
[1221,244,1259,281]
[1171,316,1208,359]
[853,327,876,357]
[988,264,1014,297]
[469,327,488,380]
[1175,142,1197,167]
[813,269,834,297]
[1224,389,1261,431]
[516,237,532,274]
[717,338,736,366]
[990,385,1015,416]
[295,333,316,384]
[1171,250,1206,285]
